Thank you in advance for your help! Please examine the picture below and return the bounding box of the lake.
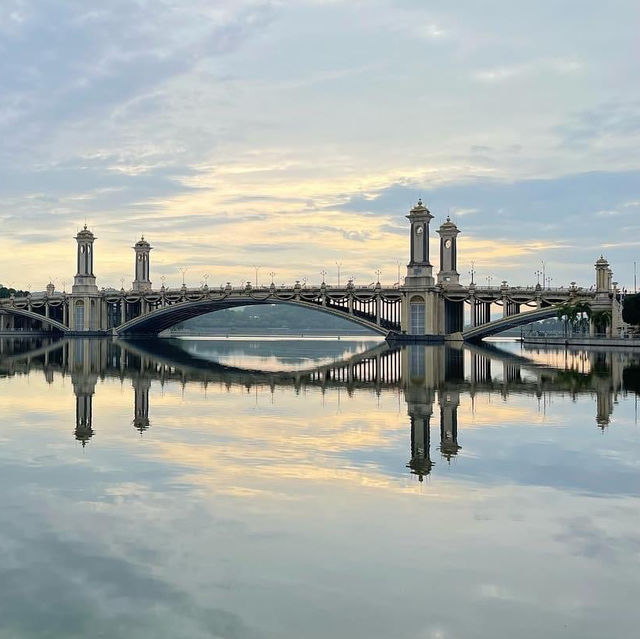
[0,336,638,638]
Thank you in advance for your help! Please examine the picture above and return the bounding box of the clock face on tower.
[444,239,452,249]
[416,226,423,236]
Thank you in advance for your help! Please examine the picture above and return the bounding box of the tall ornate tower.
[132,236,152,292]
[595,256,611,293]
[437,217,461,287]
[405,199,434,287]
[591,256,614,337]
[72,225,98,294]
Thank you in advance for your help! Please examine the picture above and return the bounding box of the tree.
[556,302,588,336]
[0,284,29,299]
[591,310,612,335]
[556,303,573,336]
[622,293,640,326]
[574,301,591,334]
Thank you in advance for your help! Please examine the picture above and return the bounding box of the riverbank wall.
[523,335,640,348]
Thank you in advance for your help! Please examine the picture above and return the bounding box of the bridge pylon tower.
[70,225,106,332]
[437,217,461,288]
[401,199,441,337]
[437,217,464,336]
[132,236,153,292]
[590,256,615,337]
[72,225,98,295]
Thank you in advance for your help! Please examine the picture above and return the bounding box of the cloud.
[473,57,583,83]
[0,0,639,290]
[553,101,640,148]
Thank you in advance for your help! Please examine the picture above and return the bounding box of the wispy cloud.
[473,57,583,83]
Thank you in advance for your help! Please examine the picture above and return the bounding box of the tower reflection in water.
[0,337,637,478]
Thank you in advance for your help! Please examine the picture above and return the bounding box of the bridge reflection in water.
[0,337,637,480]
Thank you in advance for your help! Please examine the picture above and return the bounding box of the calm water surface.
[0,336,638,639]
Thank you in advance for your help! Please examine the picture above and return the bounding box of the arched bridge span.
[0,307,69,334]
[115,297,389,337]
[462,306,561,341]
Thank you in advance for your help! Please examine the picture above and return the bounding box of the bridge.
[0,201,626,341]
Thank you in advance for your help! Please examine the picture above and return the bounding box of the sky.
[0,0,639,291]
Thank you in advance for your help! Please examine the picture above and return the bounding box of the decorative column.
[347,279,354,314]
[501,281,509,318]
[469,283,477,327]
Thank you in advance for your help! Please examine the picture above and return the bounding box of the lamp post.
[269,271,276,285]
[469,260,476,285]
[375,269,381,284]
[252,265,260,287]
[321,269,327,284]
[335,261,342,287]
[534,269,543,286]
[179,267,187,286]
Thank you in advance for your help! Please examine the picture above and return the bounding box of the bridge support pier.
[469,294,477,327]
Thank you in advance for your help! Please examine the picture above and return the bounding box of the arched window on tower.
[74,300,84,330]
[409,296,425,335]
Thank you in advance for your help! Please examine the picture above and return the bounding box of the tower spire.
[404,198,435,287]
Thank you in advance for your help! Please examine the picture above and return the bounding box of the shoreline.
[522,335,640,348]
